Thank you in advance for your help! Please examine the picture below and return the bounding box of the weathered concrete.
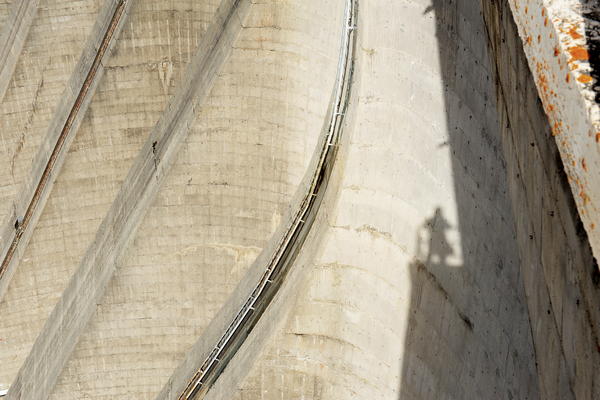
[0,0,40,103]
[483,1,600,398]
[0,0,104,242]
[0,0,217,391]
[507,0,600,262]
[48,0,344,398]
[0,0,599,399]
[154,1,354,398]
[0,0,133,302]
[5,0,250,398]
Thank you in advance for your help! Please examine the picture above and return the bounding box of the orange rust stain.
[552,121,563,136]
[554,47,560,56]
[591,223,596,230]
[566,73,571,83]
[544,17,548,27]
[525,6,528,14]
[577,74,593,84]
[537,35,541,43]
[567,26,583,40]
[526,36,532,45]
[582,158,588,172]
[541,9,545,17]
[580,191,590,206]
[595,133,600,142]
[569,46,589,61]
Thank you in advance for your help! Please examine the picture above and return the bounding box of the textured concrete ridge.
[0,0,40,103]
[0,0,133,302]
[5,0,249,398]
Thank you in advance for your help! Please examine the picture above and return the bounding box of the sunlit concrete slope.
[0,0,215,388]
[48,0,344,398]
[224,0,542,398]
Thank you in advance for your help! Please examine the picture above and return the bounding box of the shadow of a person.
[421,207,453,267]
[401,207,472,399]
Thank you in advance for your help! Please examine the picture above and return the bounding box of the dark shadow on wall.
[399,1,539,398]
[401,208,473,398]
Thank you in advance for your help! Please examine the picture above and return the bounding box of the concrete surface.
[0,0,132,302]
[0,0,598,399]
[483,1,600,398]
[5,0,249,398]
[0,0,40,103]
[507,0,600,263]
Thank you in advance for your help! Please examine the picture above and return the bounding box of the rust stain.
[568,46,589,61]
[566,73,571,83]
[567,26,583,40]
[577,74,593,84]
[526,35,532,45]
[582,158,588,172]
[592,223,596,230]
[554,46,560,57]
[544,17,548,27]
[552,121,563,136]
[537,35,541,43]
[595,133,600,143]
[580,190,590,206]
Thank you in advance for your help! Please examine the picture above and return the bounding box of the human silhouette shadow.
[401,208,473,399]
[398,1,539,398]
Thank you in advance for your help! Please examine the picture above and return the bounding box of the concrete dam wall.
[0,0,598,399]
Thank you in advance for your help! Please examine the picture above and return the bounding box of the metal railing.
[177,0,359,398]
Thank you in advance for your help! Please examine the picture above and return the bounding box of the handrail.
[177,0,359,398]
